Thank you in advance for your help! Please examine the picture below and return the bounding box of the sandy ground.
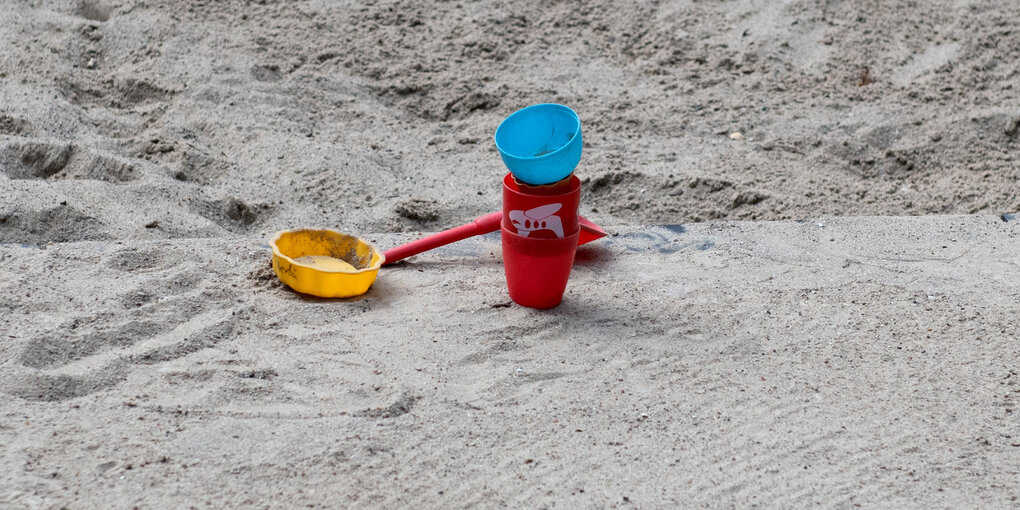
[2,0,1020,507]
[2,216,1019,507]
[1,0,1018,240]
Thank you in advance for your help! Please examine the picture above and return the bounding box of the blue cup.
[494,104,582,186]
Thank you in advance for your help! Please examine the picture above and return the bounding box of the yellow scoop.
[270,229,384,298]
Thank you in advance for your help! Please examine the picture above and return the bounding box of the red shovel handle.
[382,211,607,266]
[382,212,501,265]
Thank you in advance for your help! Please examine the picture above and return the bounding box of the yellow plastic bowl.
[270,229,385,298]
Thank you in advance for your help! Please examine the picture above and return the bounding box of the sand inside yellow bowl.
[293,255,357,272]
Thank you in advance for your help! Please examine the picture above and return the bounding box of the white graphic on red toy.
[509,203,564,238]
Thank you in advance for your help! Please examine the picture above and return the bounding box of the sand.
[2,0,1019,239]
[2,0,1019,507]
[3,216,1019,507]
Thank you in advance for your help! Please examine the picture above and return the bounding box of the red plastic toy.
[381,211,604,265]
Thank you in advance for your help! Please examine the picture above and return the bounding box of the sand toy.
[494,104,587,308]
[380,211,604,265]
[269,214,605,299]
[270,229,385,298]
[494,103,582,186]
[271,103,599,305]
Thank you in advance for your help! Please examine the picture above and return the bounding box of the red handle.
[381,212,607,266]
[382,212,501,265]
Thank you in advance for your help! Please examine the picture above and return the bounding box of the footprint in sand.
[0,204,109,244]
[192,197,272,234]
[0,140,140,182]
[892,43,960,87]
[76,0,111,22]
[0,114,32,136]
[2,257,243,402]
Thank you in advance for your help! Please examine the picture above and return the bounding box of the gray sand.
[1,0,1018,240]
[2,0,1019,507]
[2,216,1019,507]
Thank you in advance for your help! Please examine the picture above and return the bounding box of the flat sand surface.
[2,0,1019,507]
[2,216,1019,507]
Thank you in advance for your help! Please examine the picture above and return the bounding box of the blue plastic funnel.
[494,103,582,185]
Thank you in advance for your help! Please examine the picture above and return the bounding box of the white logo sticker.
[509,203,564,238]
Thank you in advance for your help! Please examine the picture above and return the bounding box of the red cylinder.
[501,172,581,309]
[501,225,579,309]
[502,173,580,240]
